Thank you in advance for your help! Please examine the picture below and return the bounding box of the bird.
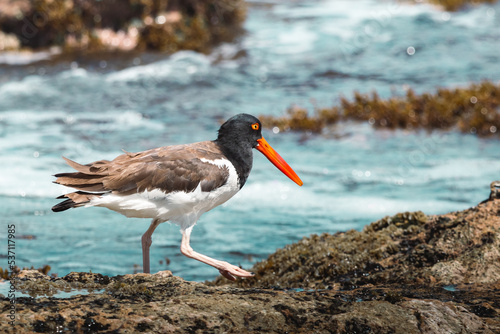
[52,113,303,280]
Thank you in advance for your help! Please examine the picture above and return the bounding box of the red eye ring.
[251,123,259,130]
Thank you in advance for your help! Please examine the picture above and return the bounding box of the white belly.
[88,158,240,231]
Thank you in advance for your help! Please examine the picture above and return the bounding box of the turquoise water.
[1,1,499,281]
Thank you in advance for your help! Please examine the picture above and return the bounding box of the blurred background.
[0,0,499,281]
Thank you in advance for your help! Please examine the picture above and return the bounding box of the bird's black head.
[214,114,263,188]
[215,113,303,188]
[216,113,263,149]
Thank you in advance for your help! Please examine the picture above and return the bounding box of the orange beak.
[256,137,303,186]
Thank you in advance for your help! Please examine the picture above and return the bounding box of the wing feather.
[54,141,230,195]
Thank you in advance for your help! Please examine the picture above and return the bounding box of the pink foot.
[216,261,255,280]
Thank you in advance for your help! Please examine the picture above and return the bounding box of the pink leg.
[180,226,254,280]
[141,219,161,274]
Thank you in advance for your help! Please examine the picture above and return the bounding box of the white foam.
[0,76,59,100]
[57,67,90,79]
[273,25,317,55]
[105,51,211,83]
[0,49,61,65]
[0,109,165,198]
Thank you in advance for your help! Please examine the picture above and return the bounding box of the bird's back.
[52,141,242,224]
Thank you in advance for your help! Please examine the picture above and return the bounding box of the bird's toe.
[218,261,254,280]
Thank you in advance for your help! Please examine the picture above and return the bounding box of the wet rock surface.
[1,200,499,333]
[215,199,500,289]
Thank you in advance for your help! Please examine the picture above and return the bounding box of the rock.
[402,299,493,334]
[1,200,499,332]
[0,0,246,52]
[1,273,498,333]
[215,199,500,289]
[0,31,20,51]
[483,181,500,202]
[14,269,49,281]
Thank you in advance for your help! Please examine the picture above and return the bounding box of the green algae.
[261,81,500,138]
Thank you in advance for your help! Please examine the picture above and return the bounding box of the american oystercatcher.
[52,114,303,280]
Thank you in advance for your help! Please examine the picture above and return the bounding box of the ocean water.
[0,0,499,282]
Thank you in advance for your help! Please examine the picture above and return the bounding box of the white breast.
[88,158,240,231]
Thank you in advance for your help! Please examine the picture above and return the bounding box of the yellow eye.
[251,123,259,130]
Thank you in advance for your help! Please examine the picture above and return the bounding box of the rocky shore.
[1,194,499,333]
[2,0,497,54]
[0,0,246,53]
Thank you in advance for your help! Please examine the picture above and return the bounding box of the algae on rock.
[0,0,246,52]
[214,199,500,290]
[261,81,500,138]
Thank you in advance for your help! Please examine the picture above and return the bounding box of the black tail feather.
[52,199,77,212]
[52,191,103,212]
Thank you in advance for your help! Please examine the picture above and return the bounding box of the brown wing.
[54,141,230,195]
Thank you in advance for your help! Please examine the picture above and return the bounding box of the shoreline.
[2,195,499,332]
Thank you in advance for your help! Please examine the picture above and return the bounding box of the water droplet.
[441,12,451,21]
[407,46,415,56]
[155,15,166,25]
[470,96,477,104]
[65,115,75,125]
[490,126,497,133]
[99,60,107,69]
[470,127,477,134]
[272,126,280,134]
[70,61,78,69]
[368,118,375,125]
[33,151,39,158]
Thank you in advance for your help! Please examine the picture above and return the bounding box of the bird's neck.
[213,139,253,188]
